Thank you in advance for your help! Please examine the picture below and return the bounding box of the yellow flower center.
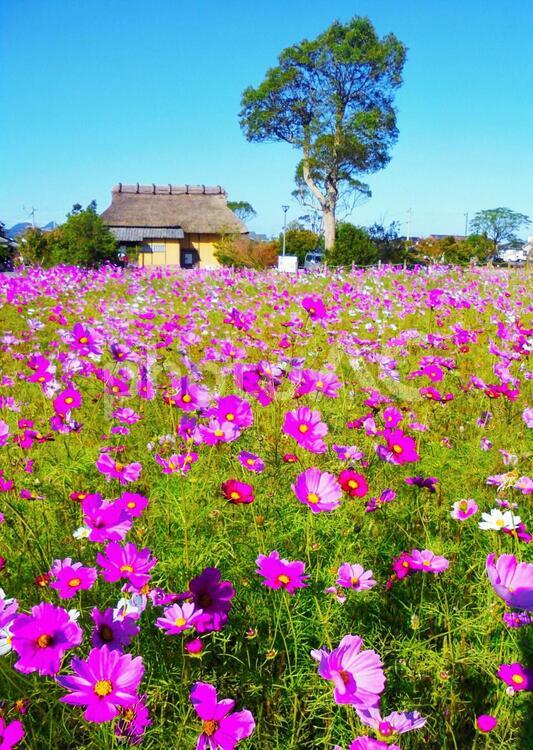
[115,462,124,472]
[495,519,505,527]
[214,430,224,437]
[182,394,192,403]
[350,577,359,585]
[202,720,218,736]
[79,336,88,344]
[347,480,358,489]
[65,397,74,404]
[307,493,319,504]
[226,413,235,421]
[512,674,524,685]
[37,634,52,648]
[277,574,290,585]
[230,491,241,500]
[174,617,187,627]
[316,380,324,388]
[459,500,468,511]
[422,560,431,566]
[298,424,309,433]
[246,458,255,465]
[68,577,81,588]
[127,501,136,509]
[94,679,113,697]
[120,564,134,573]
[111,386,119,393]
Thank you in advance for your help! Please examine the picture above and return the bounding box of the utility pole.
[464,212,469,237]
[406,208,413,242]
[281,205,289,256]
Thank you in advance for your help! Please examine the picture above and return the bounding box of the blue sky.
[1,0,532,237]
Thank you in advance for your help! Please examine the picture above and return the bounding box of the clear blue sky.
[1,0,532,237]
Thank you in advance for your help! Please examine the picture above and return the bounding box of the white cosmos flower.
[113,594,147,622]
[0,625,13,656]
[68,609,81,622]
[478,508,522,531]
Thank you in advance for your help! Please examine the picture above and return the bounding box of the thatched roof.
[101,184,247,235]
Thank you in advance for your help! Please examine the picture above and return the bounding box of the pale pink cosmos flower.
[450,499,478,521]
[292,468,342,513]
[408,549,449,573]
[336,564,376,592]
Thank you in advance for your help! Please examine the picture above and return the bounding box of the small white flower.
[478,508,522,531]
[113,594,146,622]
[68,609,81,622]
[73,525,90,539]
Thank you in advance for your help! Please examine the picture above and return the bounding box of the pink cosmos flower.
[0,588,18,628]
[49,558,97,599]
[381,429,419,465]
[381,407,403,429]
[82,493,133,542]
[204,395,253,429]
[0,717,24,749]
[349,739,399,750]
[57,645,144,723]
[184,567,235,633]
[166,376,210,411]
[356,706,427,738]
[523,407,533,428]
[190,681,255,750]
[198,418,241,445]
[302,295,327,320]
[497,662,533,691]
[338,470,368,498]
[221,479,254,505]
[450,499,478,521]
[476,715,498,733]
[237,451,265,473]
[283,406,328,454]
[155,602,203,635]
[0,420,10,446]
[53,386,82,416]
[486,553,533,610]
[292,468,342,512]
[96,453,142,485]
[336,564,376,592]
[117,491,149,518]
[409,549,449,573]
[311,634,386,706]
[96,542,157,590]
[11,602,83,675]
[255,551,308,595]
[114,693,151,744]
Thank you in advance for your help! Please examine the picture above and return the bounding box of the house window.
[148,243,166,253]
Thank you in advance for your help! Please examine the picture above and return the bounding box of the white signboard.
[277,255,298,273]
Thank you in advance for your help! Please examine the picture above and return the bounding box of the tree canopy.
[469,208,530,256]
[20,202,119,268]
[239,16,406,249]
[227,201,257,224]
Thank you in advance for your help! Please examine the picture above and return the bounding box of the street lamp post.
[282,205,289,256]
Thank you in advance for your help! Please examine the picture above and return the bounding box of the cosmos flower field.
[0,264,531,750]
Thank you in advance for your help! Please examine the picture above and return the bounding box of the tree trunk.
[323,207,336,251]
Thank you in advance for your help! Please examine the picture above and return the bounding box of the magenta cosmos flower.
[255,551,309,595]
[0,717,24,749]
[302,295,328,320]
[476,715,498,733]
[311,635,386,706]
[409,549,449,574]
[50,557,97,599]
[190,681,255,750]
[336,563,376,592]
[338,470,368,498]
[381,429,419,465]
[292,468,342,512]
[185,567,235,633]
[57,645,144,723]
[450,499,478,521]
[237,450,265,473]
[221,479,254,505]
[96,542,157,590]
[96,453,142,485]
[486,553,533,610]
[497,662,533,691]
[11,602,83,675]
[349,739,400,750]
[82,493,133,542]
[155,602,203,635]
[283,406,328,454]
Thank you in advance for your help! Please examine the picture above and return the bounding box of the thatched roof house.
[100,183,247,268]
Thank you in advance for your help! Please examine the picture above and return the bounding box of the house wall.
[135,235,223,268]
[181,233,221,268]
[137,240,180,267]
